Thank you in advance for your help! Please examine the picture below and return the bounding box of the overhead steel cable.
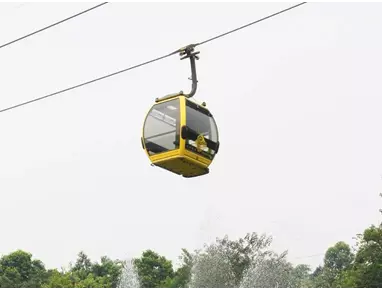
[0,51,179,114]
[0,2,306,114]
[0,2,108,50]
[196,2,307,46]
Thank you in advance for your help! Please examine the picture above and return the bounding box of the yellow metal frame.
[142,94,212,170]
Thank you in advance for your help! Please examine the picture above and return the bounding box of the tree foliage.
[133,250,174,288]
[312,241,355,287]
[312,193,382,288]
[0,194,381,288]
[42,251,123,288]
[168,249,193,288]
[0,250,48,288]
[337,224,382,287]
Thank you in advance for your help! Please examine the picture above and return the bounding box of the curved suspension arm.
[155,45,200,103]
[180,45,200,98]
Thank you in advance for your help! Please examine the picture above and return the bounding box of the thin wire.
[0,2,306,114]
[0,51,178,114]
[196,2,307,46]
[0,2,108,50]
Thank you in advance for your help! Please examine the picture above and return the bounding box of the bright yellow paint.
[142,94,215,178]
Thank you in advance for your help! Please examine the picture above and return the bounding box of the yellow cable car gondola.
[141,45,220,178]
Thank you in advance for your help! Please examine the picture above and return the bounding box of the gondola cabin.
[141,94,219,178]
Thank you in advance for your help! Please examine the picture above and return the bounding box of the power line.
[0,2,108,50]
[0,2,306,114]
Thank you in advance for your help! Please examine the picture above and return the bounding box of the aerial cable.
[0,52,178,114]
[195,2,306,46]
[0,2,108,50]
[0,2,306,114]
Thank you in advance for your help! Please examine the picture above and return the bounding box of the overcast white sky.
[1,1,381,271]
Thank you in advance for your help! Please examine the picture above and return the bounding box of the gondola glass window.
[185,100,218,159]
[143,99,180,155]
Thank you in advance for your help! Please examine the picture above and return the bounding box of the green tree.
[167,248,194,288]
[133,250,174,288]
[71,251,92,281]
[324,241,354,272]
[312,241,354,287]
[74,273,109,288]
[290,264,312,287]
[43,251,123,288]
[340,210,382,287]
[316,193,382,288]
[0,250,48,287]
[44,268,110,288]
[91,256,123,288]
[42,269,74,288]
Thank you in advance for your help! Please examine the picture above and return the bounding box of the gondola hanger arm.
[178,44,200,98]
[155,44,200,103]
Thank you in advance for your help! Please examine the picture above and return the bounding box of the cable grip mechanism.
[155,44,200,103]
[178,44,200,98]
